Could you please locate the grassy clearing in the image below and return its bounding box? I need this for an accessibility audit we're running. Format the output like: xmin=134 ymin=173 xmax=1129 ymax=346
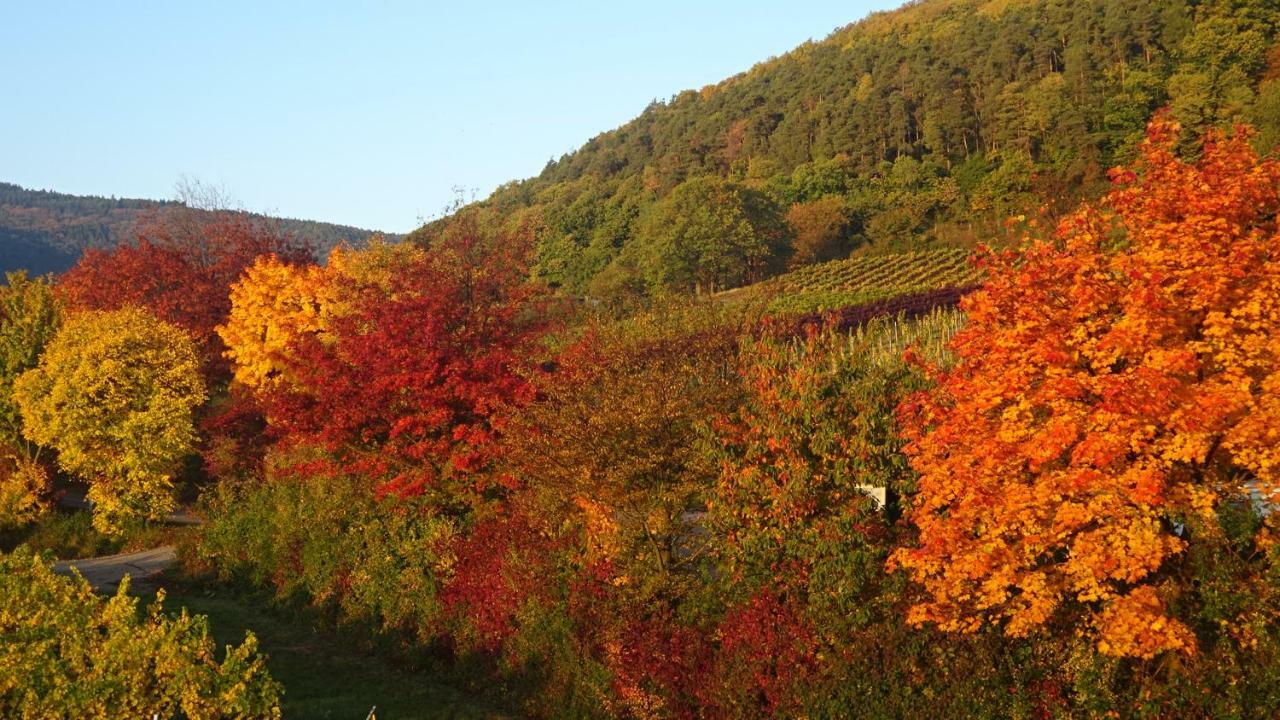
xmin=150 ymin=579 xmax=514 ymax=720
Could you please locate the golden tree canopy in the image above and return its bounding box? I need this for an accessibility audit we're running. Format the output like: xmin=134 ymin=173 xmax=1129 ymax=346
xmin=13 ymin=307 xmax=206 ymax=534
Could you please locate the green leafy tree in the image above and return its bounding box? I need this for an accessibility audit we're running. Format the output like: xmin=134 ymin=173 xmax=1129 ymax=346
xmin=1259 ymin=86 xmax=1280 ymax=151
xmin=636 ymin=176 xmax=791 ymax=293
xmin=13 ymin=307 xmax=206 ymax=534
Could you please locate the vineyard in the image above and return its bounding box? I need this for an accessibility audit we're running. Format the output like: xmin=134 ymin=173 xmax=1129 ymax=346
xmin=786 ymin=285 xmax=977 ymax=338
xmin=722 ymin=248 xmax=984 ymax=314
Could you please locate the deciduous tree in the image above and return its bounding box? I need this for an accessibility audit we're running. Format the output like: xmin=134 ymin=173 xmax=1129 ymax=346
xmin=14 ymin=308 xmax=206 ymax=533
xmin=890 ymin=116 xmax=1280 ymax=658
xmin=253 ymin=220 xmax=547 ymax=506
xmin=785 ymin=196 xmax=857 ymax=267
xmin=0 ymin=271 xmax=61 ymax=455
xmin=636 ymin=177 xmax=791 ymax=292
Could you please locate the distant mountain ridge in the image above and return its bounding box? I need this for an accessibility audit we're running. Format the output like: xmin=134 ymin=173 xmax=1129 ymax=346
xmin=0 ymin=182 xmax=386 ymax=276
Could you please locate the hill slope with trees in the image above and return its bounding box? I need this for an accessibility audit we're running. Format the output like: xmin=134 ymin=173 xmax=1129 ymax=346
xmin=419 ymin=0 xmax=1280 ymax=301
xmin=0 ymin=182 xmax=384 ymax=276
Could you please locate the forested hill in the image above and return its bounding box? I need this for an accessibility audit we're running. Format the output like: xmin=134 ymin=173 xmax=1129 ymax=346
xmin=0 ymin=182 xmax=384 ymax=276
xmin=426 ymin=0 xmax=1280 ymax=300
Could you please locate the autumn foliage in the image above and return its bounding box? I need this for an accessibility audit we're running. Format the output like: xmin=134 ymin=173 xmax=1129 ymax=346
xmin=0 ymin=547 xmax=281 ymax=718
xmin=891 ymin=115 xmax=1280 ymax=658
xmin=14 ymin=307 xmax=206 ymax=534
xmin=59 ymin=211 xmax=312 ymax=383
xmin=222 ymin=216 xmax=546 ymax=503
xmin=47 ymin=114 xmax=1255 ymax=716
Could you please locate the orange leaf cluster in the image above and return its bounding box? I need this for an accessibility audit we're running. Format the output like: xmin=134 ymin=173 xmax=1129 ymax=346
xmin=890 ymin=114 xmax=1280 ymax=657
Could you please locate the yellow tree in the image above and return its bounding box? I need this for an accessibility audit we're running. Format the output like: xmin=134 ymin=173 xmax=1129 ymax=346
xmin=218 ymin=240 xmax=424 ymax=394
xmin=14 ymin=307 xmax=206 ymax=533
xmin=0 ymin=271 xmax=61 ymax=528
xmin=890 ymin=117 xmax=1280 ymax=659
xmin=218 ymin=255 xmax=332 ymax=393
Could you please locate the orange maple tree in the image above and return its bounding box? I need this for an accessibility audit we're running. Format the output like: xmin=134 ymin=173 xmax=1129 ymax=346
xmin=890 ymin=115 xmax=1280 ymax=659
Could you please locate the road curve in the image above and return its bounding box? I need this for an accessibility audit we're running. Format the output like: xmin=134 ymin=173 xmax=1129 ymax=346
xmin=53 ymin=546 xmax=178 ymax=593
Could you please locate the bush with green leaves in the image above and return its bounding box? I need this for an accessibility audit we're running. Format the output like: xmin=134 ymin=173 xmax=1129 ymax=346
xmin=0 ymin=546 xmax=281 ymax=719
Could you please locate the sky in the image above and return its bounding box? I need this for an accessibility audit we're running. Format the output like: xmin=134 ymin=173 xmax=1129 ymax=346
xmin=1 ymin=1 xmax=903 ymax=233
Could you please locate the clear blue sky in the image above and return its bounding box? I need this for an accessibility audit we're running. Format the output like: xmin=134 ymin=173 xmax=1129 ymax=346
xmin=1 ymin=1 xmax=902 ymax=233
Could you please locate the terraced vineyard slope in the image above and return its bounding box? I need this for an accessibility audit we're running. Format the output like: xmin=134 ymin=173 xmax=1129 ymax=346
xmin=724 ymin=247 xmax=983 ymax=314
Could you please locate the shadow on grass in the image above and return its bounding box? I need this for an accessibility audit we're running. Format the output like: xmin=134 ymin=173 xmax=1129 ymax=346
xmin=147 ymin=575 xmax=518 ymax=720
xmin=0 ymin=508 xmax=124 ymax=559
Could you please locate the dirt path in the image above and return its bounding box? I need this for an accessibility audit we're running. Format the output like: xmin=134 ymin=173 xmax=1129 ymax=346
xmin=53 ymin=546 xmax=178 ymax=593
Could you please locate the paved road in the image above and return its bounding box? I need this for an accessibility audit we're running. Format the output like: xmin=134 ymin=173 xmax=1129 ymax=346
xmin=53 ymin=546 xmax=178 ymax=593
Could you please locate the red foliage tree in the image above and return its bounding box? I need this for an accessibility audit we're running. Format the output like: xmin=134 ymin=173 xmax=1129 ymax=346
xmin=59 ymin=211 xmax=313 ymax=383
xmin=262 ymin=215 xmax=547 ymax=504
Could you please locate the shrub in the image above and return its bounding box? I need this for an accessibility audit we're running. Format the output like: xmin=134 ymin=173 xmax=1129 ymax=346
xmin=197 ymin=455 xmax=455 ymax=645
xmin=0 ymin=452 xmax=50 ymax=531
xmin=0 ymin=546 xmax=281 ymax=719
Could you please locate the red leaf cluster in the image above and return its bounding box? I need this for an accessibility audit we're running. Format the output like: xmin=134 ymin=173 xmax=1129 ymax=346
xmin=59 ymin=211 xmax=312 ymax=383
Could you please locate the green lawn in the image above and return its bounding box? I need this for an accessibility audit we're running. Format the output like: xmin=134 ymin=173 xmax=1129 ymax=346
xmin=152 ymin=582 xmax=515 ymax=720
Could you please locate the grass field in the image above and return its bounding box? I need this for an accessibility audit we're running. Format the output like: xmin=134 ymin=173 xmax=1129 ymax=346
xmin=152 ymin=579 xmax=514 ymax=720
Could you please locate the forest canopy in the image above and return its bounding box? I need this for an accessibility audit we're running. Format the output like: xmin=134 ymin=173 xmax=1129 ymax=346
xmin=414 ymin=0 xmax=1280 ymax=303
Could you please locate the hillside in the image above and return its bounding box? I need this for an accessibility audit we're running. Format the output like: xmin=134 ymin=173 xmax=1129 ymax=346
xmin=420 ymin=0 xmax=1280 ymax=300
xmin=721 ymin=247 xmax=984 ymax=313
xmin=0 ymin=182 xmax=385 ymax=276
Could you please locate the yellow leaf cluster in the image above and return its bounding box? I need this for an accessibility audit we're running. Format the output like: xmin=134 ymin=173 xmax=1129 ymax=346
xmin=0 ymin=452 xmax=49 ymax=530
xmin=0 ymin=546 xmax=281 ymax=718
xmin=218 ymin=240 xmax=425 ymax=394
xmin=13 ymin=307 xmax=206 ymax=534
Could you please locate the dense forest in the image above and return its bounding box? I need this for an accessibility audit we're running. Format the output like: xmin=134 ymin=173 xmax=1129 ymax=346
xmin=421 ymin=0 xmax=1280 ymax=300
xmin=0 ymin=182 xmax=384 ymax=275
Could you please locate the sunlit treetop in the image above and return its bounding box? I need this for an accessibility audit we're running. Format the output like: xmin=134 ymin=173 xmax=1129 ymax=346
xmin=890 ymin=114 xmax=1280 ymax=659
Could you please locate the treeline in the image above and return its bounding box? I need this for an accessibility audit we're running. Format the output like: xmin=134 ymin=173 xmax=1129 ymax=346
xmin=426 ymin=0 xmax=1280 ymax=300
xmin=0 ymin=181 xmax=384 ymax=275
